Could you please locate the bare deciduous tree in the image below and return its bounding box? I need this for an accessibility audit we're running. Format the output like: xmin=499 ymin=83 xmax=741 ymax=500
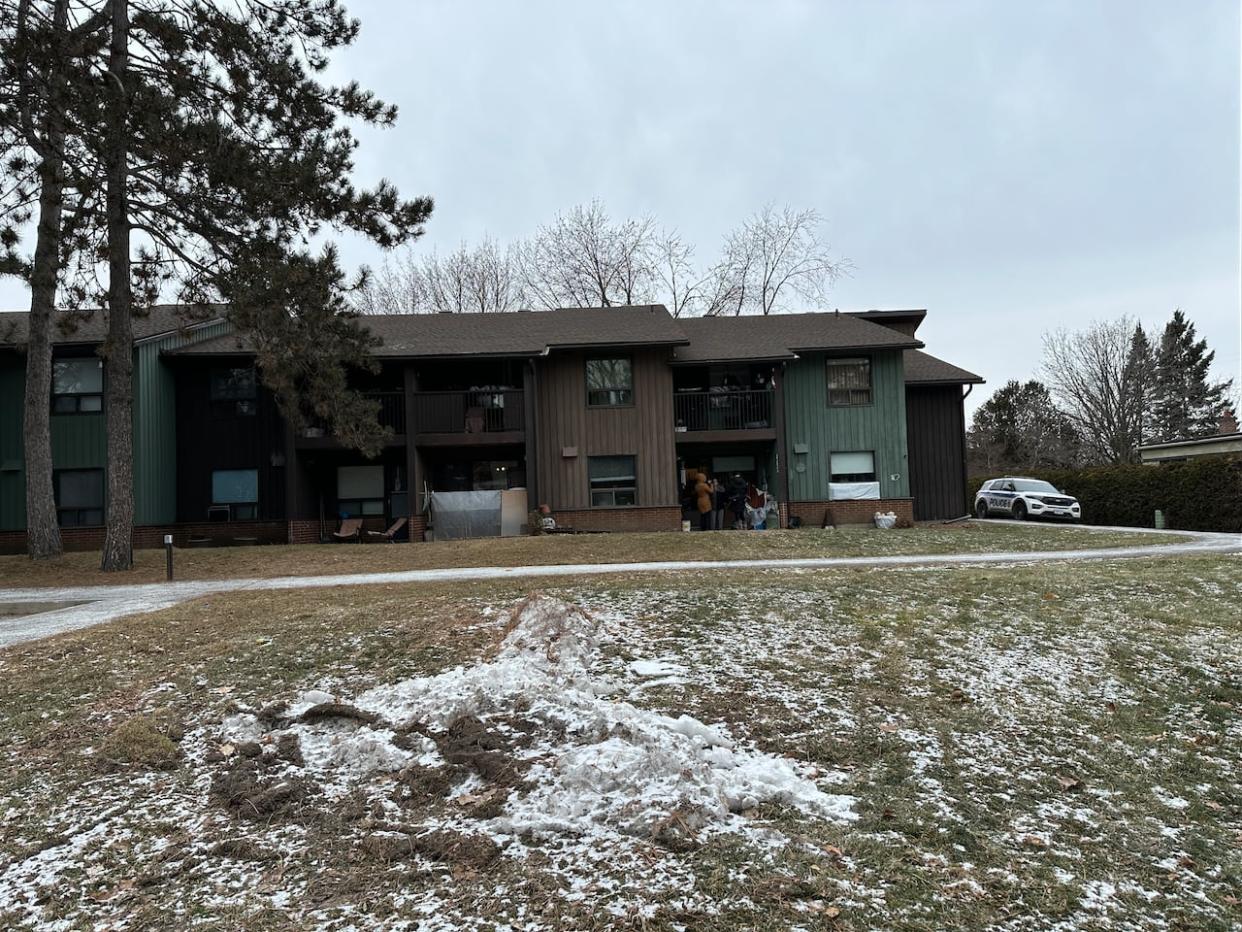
xmin=705 ymin=205 xmax=848 ymax=316
xmin=356 ymin=237 xmax=525 ymax=313
xmin=357 ymin=200 xmax=849 ymax=317
xmin=1041 ymin=317 xmax=1149 ymax=464
xmin=518 ymin=200 xmax=659 ymax=309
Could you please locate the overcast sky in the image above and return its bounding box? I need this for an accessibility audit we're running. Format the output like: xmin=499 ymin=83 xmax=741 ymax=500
xmin=2 ymin=0 xmax=1238 ymax=416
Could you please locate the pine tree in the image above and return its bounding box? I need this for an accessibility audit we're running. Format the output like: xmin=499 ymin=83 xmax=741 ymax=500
xmin=1152 ymin=310 xmax=1232 ymax=442
xmin=0 ymin=0 xmax=103 ymax=559
xmin=967 ymin=380 xmax=1080 ymax=472
xmin=1121 ymin=323 xmax=1157 ymax=455
xmin=5 ymin=0 xmax=433 ymax=569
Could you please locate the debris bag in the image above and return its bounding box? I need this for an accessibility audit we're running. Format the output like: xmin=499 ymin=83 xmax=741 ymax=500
xmin=874 ymin=511 xmax=897 ymax=530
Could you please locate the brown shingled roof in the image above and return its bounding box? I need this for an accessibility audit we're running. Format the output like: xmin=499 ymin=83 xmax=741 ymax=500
xmin=904 ymin=349 xmax=984 ymax=385
xmin=168 ymin=304 xmax=687 ymax=358
xmin=671 ymin=311 xmax=921 ymax=364
xmin=0 ymin=305 xmax=224 ymax=347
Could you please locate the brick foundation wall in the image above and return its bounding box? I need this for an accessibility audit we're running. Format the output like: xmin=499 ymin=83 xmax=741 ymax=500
xmin=287 ymin=519 xmax=322 ymax=545
xmin=409 ymin=514 xmax=427 ymax=543
xmin=787 ymin=498 xmax=914 ymax=528
xmin=548 ymin=506 xmax=683 ymax=533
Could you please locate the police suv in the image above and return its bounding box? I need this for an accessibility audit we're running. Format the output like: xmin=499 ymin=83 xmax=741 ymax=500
xmin=974 ymin=477 xmax=1082 ymax=522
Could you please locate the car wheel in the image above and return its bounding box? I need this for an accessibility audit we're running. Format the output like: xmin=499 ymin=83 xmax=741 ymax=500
xmin=975 ymin=500 xmax=989 ymax=519
xmin=1013 ymin=501 xmax=1028 ymax=521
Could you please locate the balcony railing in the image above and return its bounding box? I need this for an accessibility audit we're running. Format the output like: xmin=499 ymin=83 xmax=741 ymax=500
xmin=412 ymin=389 xmax=525 ymax=434
xmin=299 ymin=390 xmax=405 ymax=438
xmin=370 ymin=391 xmax=406 ymax=432
xmin=674 ymin=389 xmax=773 ymax=432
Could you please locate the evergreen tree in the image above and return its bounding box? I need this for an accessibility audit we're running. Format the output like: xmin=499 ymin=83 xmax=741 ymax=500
xmin=967 ymin=380 xmax=1080 ymax=473
xmin=0 ymin=0 xmax=103 ymax=559
xmin=1152 ymin=309 xmax=1232 ymax=442
xmin=4 ymin=0 xmax=433 ymax=569
xmin=1121 ymin=322 xmax=1157 ymax=453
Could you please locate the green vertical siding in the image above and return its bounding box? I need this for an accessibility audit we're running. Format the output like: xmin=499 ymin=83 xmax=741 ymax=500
xmin=133 ymin=320 xmax=231 ymax=524
xmin=782 ymin=350 xmax=909 ymax=500
xmin=0 ymin=354 xmax=25 ymax=530
xmin=0 ymin=318 xmax=232 ymax=532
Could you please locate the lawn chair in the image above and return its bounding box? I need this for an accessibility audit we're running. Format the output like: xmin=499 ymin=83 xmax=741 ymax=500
xmin=364 ymin=516 xmax=407 ymax=543
xmin=332 ymin=518 xmax=363 ymax=542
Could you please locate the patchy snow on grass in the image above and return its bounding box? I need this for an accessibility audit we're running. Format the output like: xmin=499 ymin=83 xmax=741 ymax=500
xmin=228 ymin=595 xmax=855 ymax=838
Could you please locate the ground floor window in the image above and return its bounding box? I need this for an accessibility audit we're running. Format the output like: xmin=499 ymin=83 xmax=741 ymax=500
xmin=337 ymin=465 xmax=385 ymax=517
xmin=54 ymin=468 xmax=104 ymax=526
xmin=830 ymin=451 xmax=876 ymax=483
xmin=589 ymin=455 xmax=637 ymax=507
xmin=211 ymin=468 xmax=259 ymax=520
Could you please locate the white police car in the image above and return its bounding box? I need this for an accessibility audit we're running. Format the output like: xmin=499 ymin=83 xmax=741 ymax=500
xmin=974 ymin=477 xmax=1081 ymax=522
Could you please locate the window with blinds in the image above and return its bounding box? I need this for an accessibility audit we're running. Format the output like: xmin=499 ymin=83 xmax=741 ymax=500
xmin=826 ymin=357 xmax=872 ymax=406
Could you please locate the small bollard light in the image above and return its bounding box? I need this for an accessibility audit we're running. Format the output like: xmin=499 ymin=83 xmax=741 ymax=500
xmin=164 ymin=534 xmax=174 ymax=581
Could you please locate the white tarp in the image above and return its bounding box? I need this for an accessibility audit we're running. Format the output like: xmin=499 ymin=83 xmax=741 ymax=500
xmin=828 ymin=481 xmax=881 ymax=500
xmin=431 ymin=489 xmax=528 ymax=539
xmin=430 ymin=491 xmax=502 ymax=540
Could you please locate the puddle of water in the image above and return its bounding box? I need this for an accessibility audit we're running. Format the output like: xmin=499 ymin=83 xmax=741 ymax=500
xmin=0 ymin=600 xmax=93 ymax=618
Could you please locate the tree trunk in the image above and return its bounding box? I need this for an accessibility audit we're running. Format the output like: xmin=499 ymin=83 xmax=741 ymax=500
xmin=100 ymin=0 xmax=132 ymax=572
xmin=20 ymin=1 xmax=71 ymax=560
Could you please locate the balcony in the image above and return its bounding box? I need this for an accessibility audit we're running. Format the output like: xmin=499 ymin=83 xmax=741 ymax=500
xmin=674 ymin=389 xmax=775 ymax=439
xmin=413 ymin=389 xmax=525 ymax=444
xmin=297 ymin=390 xmax=405 ymax=444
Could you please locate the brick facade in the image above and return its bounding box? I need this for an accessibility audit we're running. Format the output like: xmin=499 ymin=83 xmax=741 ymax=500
xmin=786 ymin=498 xmax=914 ymax=528
xmin=547 ymin=505 xmax=682 ymax=534
xmin=409 ymin=514 xmax=427 ymax=543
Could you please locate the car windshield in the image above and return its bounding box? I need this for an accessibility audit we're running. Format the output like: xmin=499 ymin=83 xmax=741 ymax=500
xmin=1013 ymin=480 xmax=1059 ymax=493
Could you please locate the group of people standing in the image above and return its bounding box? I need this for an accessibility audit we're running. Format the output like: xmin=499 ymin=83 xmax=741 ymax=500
xmin=687 ymin=472 xmax=752 ymax=531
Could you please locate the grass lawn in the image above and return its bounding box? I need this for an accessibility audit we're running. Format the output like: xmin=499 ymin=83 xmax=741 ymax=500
xmin=1 ymin=553 xmax=1239 ymax=929
xmin=0 ymin=521 xmax=1192 ymax=589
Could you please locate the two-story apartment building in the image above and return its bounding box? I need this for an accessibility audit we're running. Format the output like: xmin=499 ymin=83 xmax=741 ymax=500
xmin=0 ymin=304 xmax=982 ymax=551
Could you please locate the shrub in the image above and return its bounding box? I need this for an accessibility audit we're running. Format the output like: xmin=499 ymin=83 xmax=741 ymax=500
xmin=967 ymin=456 xmax=1242 ymax=532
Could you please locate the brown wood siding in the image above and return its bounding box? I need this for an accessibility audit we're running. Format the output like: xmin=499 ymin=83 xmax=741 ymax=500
xmin=905 ymin=385 xmax=968 ymax=520
xmin=534 ymin=347 xmax=678 ymax=509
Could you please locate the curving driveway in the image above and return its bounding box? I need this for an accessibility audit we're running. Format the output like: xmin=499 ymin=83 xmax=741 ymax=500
xmin=1 ymin=521 xmax=1237 ymax=649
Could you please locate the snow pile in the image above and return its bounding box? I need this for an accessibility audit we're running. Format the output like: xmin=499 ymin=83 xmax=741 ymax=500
xmin=214 ymin=595 xmax=854 ymax=838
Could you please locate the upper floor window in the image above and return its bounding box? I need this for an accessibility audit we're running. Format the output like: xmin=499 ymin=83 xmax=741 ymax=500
xmin=586 ymin=358 xmax=633 ymax=407
xmin=588 ymin=455 xmax=637 ymax=507
xmin=826 ymin=357 xmax=872 ymax=406
xmin=54 ymin=468 xmax=105 ymax=526
xmin=210 ymin=367 xmax=257 ymax=417
xmin=52 ymin=358 xmax=103 ymax=414
xmin=210 ymin=468 xmax=259 ymax=520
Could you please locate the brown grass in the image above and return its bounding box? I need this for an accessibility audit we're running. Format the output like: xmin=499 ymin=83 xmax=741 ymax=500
xmin=0 ymin=522 xmax=1186 ymax=589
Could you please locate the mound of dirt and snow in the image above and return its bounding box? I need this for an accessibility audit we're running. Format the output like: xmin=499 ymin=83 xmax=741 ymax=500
xmin=212 ymin=595 xmax=855 ymax=841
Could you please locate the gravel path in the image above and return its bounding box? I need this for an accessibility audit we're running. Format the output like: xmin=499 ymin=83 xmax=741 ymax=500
xmin=1 ymin=522 xmax=1237 ymax=649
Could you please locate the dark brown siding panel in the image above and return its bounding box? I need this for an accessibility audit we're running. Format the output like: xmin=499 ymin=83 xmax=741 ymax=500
xmin=174 ymin=361 xmax=287 ymax=522
xmin=906 ymin=385 xmax=967 ymax=520
xmin=535 ymin=347 xmax=677 ymax=510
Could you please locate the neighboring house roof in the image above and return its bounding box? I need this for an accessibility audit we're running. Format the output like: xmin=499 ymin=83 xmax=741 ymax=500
xmin=671 ymin=312 xmax=922 ymax=364
xmin=168 ymin=304 xmax=688 ymax=358
xmin=904 ymin=349 xmax=984 ymax=385
xmin=0 ymin=305 xmax=224 ymax=347
xmin=1138 ymin=432 xmax=1242 ymax=462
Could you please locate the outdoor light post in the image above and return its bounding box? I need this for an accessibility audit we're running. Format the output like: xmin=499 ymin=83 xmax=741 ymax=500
xmin=165 ymin=534 xmax=174 ymax=581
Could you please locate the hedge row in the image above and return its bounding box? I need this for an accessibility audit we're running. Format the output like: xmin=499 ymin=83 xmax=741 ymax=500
xmin=967 ymin=456 xmax=1242 ymax=533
